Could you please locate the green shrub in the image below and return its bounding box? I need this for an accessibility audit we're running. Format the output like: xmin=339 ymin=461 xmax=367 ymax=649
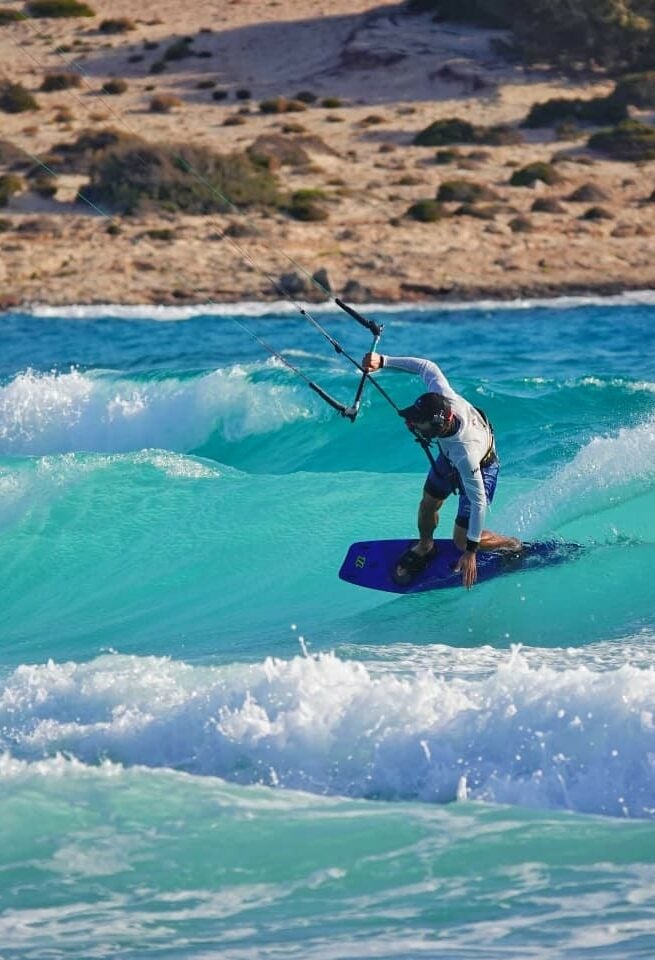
xmin=149 ymin=61 xmax=167 ymax=75
xmin=99 ymin=17 xmax=134 ymax=33
xmin=142 ymin=228 xmax=175 ymax=241
xmin=416 ymin=117 xmax=521 ymax=147
xmin=259 ymin=97 xmax=285 ymax=114
xmin=523 ymin=95 xmax=627 ymax=129
xmin=0 ymin=10 xmax=27 ymax=24
xmin=436 ymin=179 xmax=497 ymax=202
xmin=394 ymin=174 xmax=425 ymax=186
xmin=480 ymin=124 xmax=523 ymax=146
xmin=454 ymin=203 xmax=498 ymax=219
xmin=196 ymin=79 xmax=216 ymax=90
xmin=40 ymin=72 xmax=81 ymax=92
xmin=566 ymin=182 xmax=609 ymax=202
xmin=211 ymin=88 xmax=228 ymax=100
xmin=27 ymin=0 xmax=95 ymax=16
xmin=406 ymin=198 xmax=447 ymax=222
xmin=235 ymin=89 xmax=251 ymax=100
xmin=435 ymin=149 xmax=459 ymax=165
xmin=613 ymin=71 xmax=655 ymax=109
xmin=531 ymin=197 xmax=566 ymax=213
xmin=103 ymin=78 xmax=128 ymax=95
xmin=163 ymin=38 xmax=193 ymax=62
xmin=321 ymin=97 xmax=342 ymax=108
xmin=259 ymin=97 xmax=307 ymax=114
xmin=47 ymin=128 xmax=131 ymax=174
xmin=509 ymin=162 xmax=562 ymax=186
xmin=285 ymin=188 xmax=329 ymax=221
xmin=414 ymin=118 xmax=477 ymax=146
xmin=0 ymin=82 xmax=38 ymax=113
xmin=295 ymin=90 xmax=317 ymax=104
xmin=588 ymin=119 xmax=655 ymax=160
xmin=508 ymin=215 xmax=534 ymax=232
xmin=405 ymin=0 xmax=655 ymax=71
xmin=466 ymin=149 xmax=492 ymax=162
xmin=0 ymin=174 xmax=23 ymax=206
xmin=580 ymin=205 xmax=613 ymax=219
xmin=82 ymin=137 xmax=281 ymax=214
xmin=0 ymin=218 xmax=12 ymax=231
xmin=223 ymin=220 xmax=258 ymax=238
xmin=149 ymin=94 xmax=181 ymax=113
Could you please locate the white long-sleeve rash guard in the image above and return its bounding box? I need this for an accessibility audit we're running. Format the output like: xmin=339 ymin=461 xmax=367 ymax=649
xmin=381 ymin=355 xmax=493 ymax=543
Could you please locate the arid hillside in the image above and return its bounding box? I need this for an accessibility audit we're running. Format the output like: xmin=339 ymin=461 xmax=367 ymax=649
xmin=1 ymin=0 xmax=654 ymax=305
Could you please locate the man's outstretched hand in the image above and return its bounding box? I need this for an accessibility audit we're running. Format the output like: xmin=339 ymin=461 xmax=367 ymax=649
xmin=362 ymin=352 xmax=382 ymax=372
xmin=455 ymin=551 xmax=478 ymax=589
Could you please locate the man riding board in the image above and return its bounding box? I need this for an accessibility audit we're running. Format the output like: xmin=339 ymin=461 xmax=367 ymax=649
xmin=362 ymin=352 xmax=522 ymax=589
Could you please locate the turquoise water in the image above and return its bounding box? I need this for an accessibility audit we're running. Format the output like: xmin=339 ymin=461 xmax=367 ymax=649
xmin=1 ymin=295 xmax=655 ymax=958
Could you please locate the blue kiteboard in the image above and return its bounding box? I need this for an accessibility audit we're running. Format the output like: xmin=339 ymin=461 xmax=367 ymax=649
xmin=338 ymin=538 xmax=582 ymax=594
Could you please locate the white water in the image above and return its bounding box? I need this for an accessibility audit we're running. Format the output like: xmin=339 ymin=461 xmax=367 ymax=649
xmin=3 ymin=649 xmax=655 ymax=817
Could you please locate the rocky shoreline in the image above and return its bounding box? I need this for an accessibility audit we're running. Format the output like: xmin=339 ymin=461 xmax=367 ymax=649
xmin=4 ymin=279 xmax=655 ymax=313
xmin=1 ymin=0 xmax=654 ymax=310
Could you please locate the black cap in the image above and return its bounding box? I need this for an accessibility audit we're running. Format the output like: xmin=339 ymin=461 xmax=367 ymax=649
xmin=399 ymin=392 xmax=451 ymax=423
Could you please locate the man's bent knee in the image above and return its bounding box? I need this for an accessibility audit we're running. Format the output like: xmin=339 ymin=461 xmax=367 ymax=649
xmin=420 ymin=491 xmax=444 ymax=512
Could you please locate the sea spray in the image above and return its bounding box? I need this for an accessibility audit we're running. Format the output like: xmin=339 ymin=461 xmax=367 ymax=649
xmin=0 ymin=365 xmax=311 ymax=456
xmin=3 ymin=649 xmax=655 ymax=817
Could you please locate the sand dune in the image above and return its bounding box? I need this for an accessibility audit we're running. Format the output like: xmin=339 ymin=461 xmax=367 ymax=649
xmin=0 ymin=0 xmax=653 ymax=306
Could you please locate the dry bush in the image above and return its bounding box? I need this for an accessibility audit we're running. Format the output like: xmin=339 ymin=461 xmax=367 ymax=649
xmin=0 ymin=82 xmax=39 ymax=113
xmin=104 ymin=79 xmax=128 ymax=96
xmin=27 ymin=0 xmax=95 ymax=16
xmin=406 ymin=198 xmax=447 ymax=222
xmin=82 ymin=134 xmax=281 ymax=215
xmin=149 ymin=94 xmax=182 ymax=113
xmin=509 ymin=162 xmax=562 ymax=186
xmin=99 ymin=17 xmax=135 ymax=34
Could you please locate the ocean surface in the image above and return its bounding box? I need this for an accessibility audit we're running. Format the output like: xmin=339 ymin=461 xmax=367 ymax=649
xmin=1 ymin=294 xmax=655 ymax=959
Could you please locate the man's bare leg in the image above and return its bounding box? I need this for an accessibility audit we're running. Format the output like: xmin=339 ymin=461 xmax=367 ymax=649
xmin=415 ymin=491 xmax=443 ymax=554
xmin=394 ymin=492 xmax=444 ymax=580
xmin=453 ymin=524 xmax=522 ymax=552
xmin=395 ymin=495 xmax=522 ymax=582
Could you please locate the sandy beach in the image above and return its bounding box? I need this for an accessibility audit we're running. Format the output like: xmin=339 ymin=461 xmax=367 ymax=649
xmin=1 ymin=0 xmax=654 ymax=307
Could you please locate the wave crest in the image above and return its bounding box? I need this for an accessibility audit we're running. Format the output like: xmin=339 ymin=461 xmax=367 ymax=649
xmin=3 ymin=650 xmax=655 ymax=818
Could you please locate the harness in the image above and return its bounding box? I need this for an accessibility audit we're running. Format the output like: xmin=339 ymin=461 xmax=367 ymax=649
xmin=475 ymin=406 xmax=498 ymax=468
xmin=414 ymin=403 xmax=498 ymax=488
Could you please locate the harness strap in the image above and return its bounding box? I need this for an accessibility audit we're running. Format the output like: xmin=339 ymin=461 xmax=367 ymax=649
xmin=474 ymin=406 xmax=498 ymax=468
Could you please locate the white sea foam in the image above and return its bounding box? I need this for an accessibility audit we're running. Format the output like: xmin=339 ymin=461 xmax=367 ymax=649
xmin=3 ymin=650 xmax=655 ymax=818
xmin=19 ymin=289 xmax=655 ymax=321
xmin=511 ymin=414 xmax=655 ymax=536
xmin=0 ymin=365 xmax=311 ymax=455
